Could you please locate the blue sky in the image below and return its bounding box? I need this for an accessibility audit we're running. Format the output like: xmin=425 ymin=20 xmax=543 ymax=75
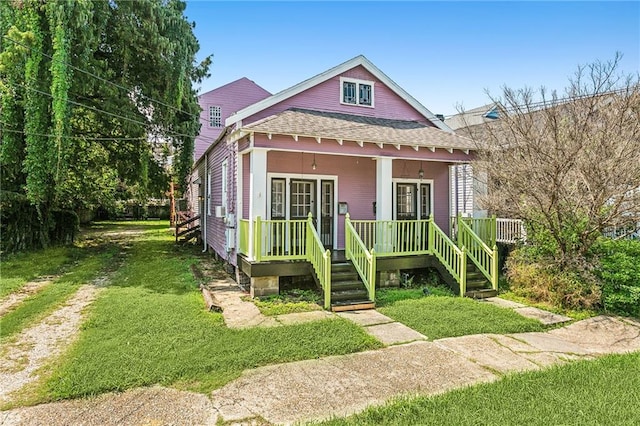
xmin=185 ymin=1 xmax=639 ymax=116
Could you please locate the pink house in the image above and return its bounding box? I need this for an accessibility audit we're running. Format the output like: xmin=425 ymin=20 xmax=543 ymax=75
xmin=187 ymin=56 xmax=498 ymax=311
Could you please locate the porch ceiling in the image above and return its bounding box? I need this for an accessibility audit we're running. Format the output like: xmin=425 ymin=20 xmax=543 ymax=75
xmin=242 ymin=108 xmax=476 ymax=152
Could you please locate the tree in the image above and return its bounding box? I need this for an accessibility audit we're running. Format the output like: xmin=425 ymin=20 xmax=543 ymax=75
xmin=0 ymin=0 xmax=211 ymax=251
xmin=464 ymin=55 xmax=640 ymax=269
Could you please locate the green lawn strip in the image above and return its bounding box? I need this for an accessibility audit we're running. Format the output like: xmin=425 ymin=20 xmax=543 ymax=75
xmin=42 ymin=225 xmax=381 ymax=401
xmin=0 ymin=246 xmax=82 ymax=299
xmin=319 ymin=351 xmax=640 ymax=425
xmin=0 ymin=246 xmax=116 ymax=341
xmin=378 ymin=292 xmax=545 ymax=340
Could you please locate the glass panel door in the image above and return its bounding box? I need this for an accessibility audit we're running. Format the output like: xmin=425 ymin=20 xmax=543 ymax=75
xmin=396 ymin=183 xmax=417 ymax=220
xmin=321 ymin=180 xmax=334 ymax=249
xmin=420 ymin=183 xmax=431 ymax=219
xmin=290 ymin=180 xmax=315 ymax=252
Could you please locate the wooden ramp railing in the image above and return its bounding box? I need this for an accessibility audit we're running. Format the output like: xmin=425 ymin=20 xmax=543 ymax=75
xmin=175 ymin=214 xmax=200 ymax=242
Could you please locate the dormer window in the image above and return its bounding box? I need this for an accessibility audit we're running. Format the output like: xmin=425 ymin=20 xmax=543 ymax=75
xmin=340 ymin=77 xmax=374 ymax=107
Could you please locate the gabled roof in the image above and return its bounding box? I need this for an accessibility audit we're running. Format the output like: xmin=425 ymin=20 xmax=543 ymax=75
xmin=244 ymin=108 xmax=475 ymax=151
xmin=198 ymin=77 xmax=270 ymax=99
xmin=445 ymin=102 xmax=504 ymax=130
xmin=225 ymin=55 xmax=453 ymax=133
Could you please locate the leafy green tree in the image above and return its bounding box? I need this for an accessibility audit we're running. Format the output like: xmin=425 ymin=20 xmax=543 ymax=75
xmin=0 ymin=0 xmax=211 ymax=250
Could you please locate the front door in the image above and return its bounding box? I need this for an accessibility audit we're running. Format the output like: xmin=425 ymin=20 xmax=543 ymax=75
xmin=290 ymin=179 xmax=315 ymax=251
xmin=396 ymin=183 xmax=417 ymax=220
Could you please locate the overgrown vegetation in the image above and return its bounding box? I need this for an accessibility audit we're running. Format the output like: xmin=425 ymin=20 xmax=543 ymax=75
xmin=506 ymin=238 xmax=640 ymax=316
xmin=319 ymin=352 xmax=640 ymax=425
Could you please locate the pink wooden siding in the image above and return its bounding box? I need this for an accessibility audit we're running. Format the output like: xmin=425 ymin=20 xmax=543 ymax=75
xmin=194 ymin=78 xmax=270 ymax=161
xmin=203 ymin=135 xmax=240 ymax=266
xmin=244 ymin=65 xmax=434 ymax=126
xmin=266 ymin=151 xmax=376 ymax=248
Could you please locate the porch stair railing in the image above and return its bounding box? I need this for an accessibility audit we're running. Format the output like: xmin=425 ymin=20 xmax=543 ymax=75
xmin=305 ymin=214 xmax=332 ymax=309
xmin=457 ymin=216 xmax=498 ymax=291
xmin=240 ymin=215 xmax=332 ymax=309
xmin=349 ymin=216 xmax=468 ymax=297
xmin=175 ymin=214 xmax=200 ymax=243
xmin=344 ymin=214 xmax=376 ymax=303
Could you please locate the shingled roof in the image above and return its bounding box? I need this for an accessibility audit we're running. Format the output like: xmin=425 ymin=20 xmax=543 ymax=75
xmin=243 ymin=108 xmax=476 ymax=151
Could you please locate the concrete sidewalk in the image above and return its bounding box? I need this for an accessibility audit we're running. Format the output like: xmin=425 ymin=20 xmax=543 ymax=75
xmin=5 ymin=316 xmax=637 ymax=426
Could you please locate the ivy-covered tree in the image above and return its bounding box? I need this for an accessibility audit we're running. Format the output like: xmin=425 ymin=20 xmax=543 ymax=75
xmin=0 ymin=0 xmax=211 ymax=250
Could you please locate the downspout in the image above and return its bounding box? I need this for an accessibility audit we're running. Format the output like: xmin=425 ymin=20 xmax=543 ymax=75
xmin=202 ymin=151 xmax=208 ymax=252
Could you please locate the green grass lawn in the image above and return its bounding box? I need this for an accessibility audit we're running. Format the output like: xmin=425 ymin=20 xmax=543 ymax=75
xmin=0 ymin=246 xmax=82 ymax=299
xmin=319 ymin=351 xmax=640 ymax=425
xmin=377 ymin=288 xmax=545 ymax=340
xmin=38 ymin=223 xmax=381 ymax=402
xmin=0 ymin=245 xmax=117 ymax=341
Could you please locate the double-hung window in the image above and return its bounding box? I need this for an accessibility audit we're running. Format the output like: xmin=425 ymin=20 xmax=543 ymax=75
xmin=340 ymin=77 xmax=374 ymax=107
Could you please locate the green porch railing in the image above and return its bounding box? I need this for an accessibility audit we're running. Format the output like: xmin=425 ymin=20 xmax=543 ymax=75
xmin=305 ymin=214 xmax=332 ymax=309
xmin=238 ymin=215 xmax=332 ymax=309
xmin=350 ymin=219 xmax=431 ymax=256
xmin=253 ymin=216 xmax=307 ymax=262
xmin=457 ymin=216 xmax=498 ymax=290
xmin=239 ymin=219 xmax=249 ymax=255
xmin=429 ymin=219 xmax=468 ymax=296
xmin=345 ymin=214 xmax=376 ymax=302
xmin=450 ymin=216 xmax=497 ymax=247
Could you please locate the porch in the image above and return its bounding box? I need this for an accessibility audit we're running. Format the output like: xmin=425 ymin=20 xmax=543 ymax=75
xmin=237 ymin=214 xmax=502 ymax=311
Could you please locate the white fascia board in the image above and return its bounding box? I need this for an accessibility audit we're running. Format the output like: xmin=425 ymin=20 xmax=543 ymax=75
xmin=225 ymin=55 xmax=454 ymax=133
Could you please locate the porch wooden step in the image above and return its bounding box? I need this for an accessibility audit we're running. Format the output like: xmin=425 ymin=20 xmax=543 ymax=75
xmin=331 ymin=288 xmax=369 ymax=302
xmin=464 ymin=289 xmax=498 ymax=299
xmin=331 ymin=280 xmax=364 ymax=291
xmin=466 ymin=279 xmax=490 ymax=290
xmin=331 ymin=300 xmax=375 ymax=312
xmin=331 ymin=271 xmax=359 ymax=282
xmin=331 ymin=262 xmax=357 ymax=272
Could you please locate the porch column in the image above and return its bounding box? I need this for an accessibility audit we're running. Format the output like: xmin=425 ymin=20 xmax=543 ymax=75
xmin=375 ymin=157 xmax=393 ymax=220
xmin=249 ymin=148 xmax=268 ymax=259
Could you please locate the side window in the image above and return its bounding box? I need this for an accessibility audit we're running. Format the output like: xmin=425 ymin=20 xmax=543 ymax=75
xmin=209 ymin=106 xmax=222 ymax=127
xmin=206 ymin=172 xmax=212 ymax=216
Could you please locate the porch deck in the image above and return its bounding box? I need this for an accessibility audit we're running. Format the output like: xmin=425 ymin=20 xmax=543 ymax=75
xmin=237 ymin=215 xmax=501 ymax=310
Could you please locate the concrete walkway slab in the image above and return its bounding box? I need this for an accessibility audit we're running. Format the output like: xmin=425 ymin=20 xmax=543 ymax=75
xmin=548 ymin=315 xmax=640 ymax=354
xmin=435 ymin=334 xmax=540 ymax=373
xmin=210 ymin=341 xmax=497 ymax=425
xmin=482 ymin=297 xmax=526 ymax=309
xmin=514 ymin=307 xmax=572 ymax=325
xmin=1 ymin=386 xmax=215 ymax=426
xmin=337 ymin=310 xmax=394 ymax=326
xmin=365 ymin=322 xmax=427 ymax=345
xmin=506 ymin=332 xmax=593 ymax=355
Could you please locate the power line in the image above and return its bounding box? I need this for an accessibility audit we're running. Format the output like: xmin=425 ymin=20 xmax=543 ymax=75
xmin=5 ymin=79 xmax=219 ymax=143
xmin=0 ymin=125 xmax=149 ymax=141
xmin=2 ymin=34 xmax=211 ymax=127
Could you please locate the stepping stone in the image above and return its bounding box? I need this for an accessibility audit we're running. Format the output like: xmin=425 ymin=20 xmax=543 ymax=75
xmin=548 ymin=315 xmax=640 ymax=354
xmin=337 ymin=310 xmax=394 ymax=326
xmin=514 ymin=307 xmax=571 ymax=325
xmin=276 ymin=310 xmax=334 ymax=325
xmin=365 ymin=322 xmax=427 ymax=345
xmin=482 ymin=297 xmax=525 ymax=309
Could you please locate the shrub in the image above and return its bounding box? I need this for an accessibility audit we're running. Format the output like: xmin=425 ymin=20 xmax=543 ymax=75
xmin=506 ymin=249 xmax=601 ymax=310
xmin=593 ymin=239 xmax=640 ymax=317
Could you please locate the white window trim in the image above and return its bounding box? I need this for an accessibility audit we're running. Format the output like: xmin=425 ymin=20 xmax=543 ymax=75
xmin=206 ymin=171 xmax=212 ymax=216
xmin=209 ymin=105 xmax=222 ymax=128
xmin=391 ymin=178 xmax=434 ymax=220
xmin=221 ymin=159 xmax=228 ymax=212
xmin=266 ymin=172 xmax=339 ymax=248
xmin=339 ymin=77 xmax=375 ymax=108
